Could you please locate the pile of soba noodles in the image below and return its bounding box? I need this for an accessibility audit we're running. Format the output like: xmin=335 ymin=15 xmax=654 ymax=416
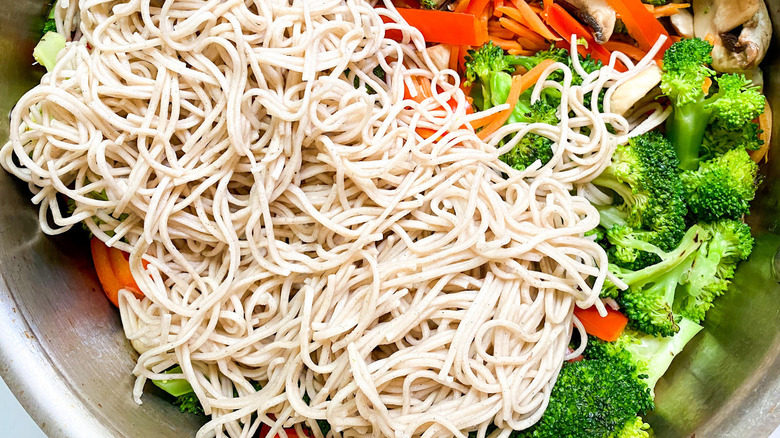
xmin=1 ymin=0 xmax=669 ymax=436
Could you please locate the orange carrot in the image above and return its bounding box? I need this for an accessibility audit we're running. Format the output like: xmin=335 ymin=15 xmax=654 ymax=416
xmin=702 ymin=77 xmax=712 ymax=94
xmin=490 ymin=37 xmax=524 ymax=52
xmin=509 ymin=0 xmax=558 ymax=41
xmin=448 ymin=44 xmax=461 ymax=72
xmin=751 ymin=102 xmax=773 ymax=163
xmin=606 ymin=0 xmax=671 ymax=54
xmin=487 ymin=24 xmax=517 ymax=40
xmin=516 ymin=58 xmax=555 ymax=94
xmin=653 ymin=3 xmax=690 ymax=17
xmin=508 ymin=48 xmax=535 ymax=56
xmin=465 ymin=0 xmax=491 ymax=15
xmin=90 ymin=237 xmax=123 ymax=307
xmin=478 ymin=74 xmax=525 ymax=140
xmin=493 ymin=0 xmax=506 ymax=17
xmin=453 ymin=0 xmax=470 ymax=13
xmin=603 ymin=41 xmax=647 ymax=61
xmin=498 ymin=17 xmax=547 ymax=47
xmin=704 ymin=33 xmax=716 ymax=45
xmin=574 ymin=306 xmax=629 ymax=342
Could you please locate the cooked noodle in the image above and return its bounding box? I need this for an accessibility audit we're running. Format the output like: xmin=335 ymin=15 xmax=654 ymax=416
xmin=1 ymin=0 xmax=668 ymax=436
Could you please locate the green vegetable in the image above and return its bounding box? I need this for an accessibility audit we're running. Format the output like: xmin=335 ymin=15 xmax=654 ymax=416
xmin=33 ymin=31 xmax=66 ymax=72
xmin=499 ymin=100 xmax=559 ymax=170
xmin=660 ymin=38 xmax=766 ymax=170
xmin=681 ymin=148 xmax=759 ymax=223
xmin=585 ymin=319 xmax=704 ymax=392
xmin=174 ymin=392 xmax=205 ymax=416
xmin=520 ymin=356 xmax=653 ymax=438
xmin=642 ymin=0 xmax=670 ymax=5
xmin=592 ymin=132 xmax=687 ymax=269
xmin=42 ymin=3 xmax=56 ymax=35
xmin=152 ymin=366 xmax=194 ymax=397
xmin=613 ymin=220 xmax=753 ymax=336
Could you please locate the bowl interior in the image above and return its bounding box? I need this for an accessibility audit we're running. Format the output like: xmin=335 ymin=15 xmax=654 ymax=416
xmin=1 ymin=2 xmax=780 ymax=437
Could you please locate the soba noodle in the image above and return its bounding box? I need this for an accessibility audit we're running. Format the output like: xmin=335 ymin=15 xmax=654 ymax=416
xmin=1 ymin=0 xmax=668 ymax=436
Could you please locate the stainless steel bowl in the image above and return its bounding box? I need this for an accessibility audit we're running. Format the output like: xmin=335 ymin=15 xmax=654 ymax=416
xmin=2 ymin=1 xmax=780 ymax=437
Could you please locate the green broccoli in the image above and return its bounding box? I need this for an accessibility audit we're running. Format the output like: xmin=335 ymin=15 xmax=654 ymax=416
xmin=593 ymin=132 xmax=687 ymax=269
xmin=613 ymin=220 xmax=753 ymax=336
xmin=499 ymin=100 xmax=559 ymax=170
xmin=681 ymin=148 xmax=759 ymax=222
xmin=585 ymin=319 xmax=704 ymax=392
xmin=660 ymin=38 xmax=766 ymax=170
xmin=174 ymin=392 xmax=205 ymax=416
xmin=42 ymin=3 xmax=57 ymax=35
xmin=611 ymin=417 xmax=651 ymax=438
xmin=520 ymin=356 xmax=653 ymax=438
xmin=701 ymin=120 xmax=763 ymax=159
xmin=33 ymin=31 xmax=66 ymax=72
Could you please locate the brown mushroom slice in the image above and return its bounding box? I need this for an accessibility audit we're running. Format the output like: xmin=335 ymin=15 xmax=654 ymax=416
xmin=609 ymin=64 xmax=663 ymax=116
xmin=561 ymin=0 xmax=616 ymax=44
xmin=693 ymin=0 xmax=770 ymax=73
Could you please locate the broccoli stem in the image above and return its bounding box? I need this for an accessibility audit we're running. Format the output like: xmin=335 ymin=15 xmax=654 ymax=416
xmin=666 ymin=99 xmax=712 ymax=171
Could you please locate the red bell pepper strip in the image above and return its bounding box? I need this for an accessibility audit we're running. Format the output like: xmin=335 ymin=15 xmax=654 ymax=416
xmin=544 ymin=4 xmax=613 ymax=67
xmin=605 ymin=0 xmax=672 ymax=54
xmin=385 ymin=8 xmax=484 ymax=46
xmin=574 ymin=305 xmax=629 ymax=342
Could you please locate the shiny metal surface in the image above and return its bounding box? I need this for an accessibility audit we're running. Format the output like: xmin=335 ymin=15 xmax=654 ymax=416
xmin=1 ymin=2 xmax=780 ymax=438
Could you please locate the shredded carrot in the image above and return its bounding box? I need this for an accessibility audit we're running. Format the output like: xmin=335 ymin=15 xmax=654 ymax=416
xmin=603 ymin=41 xmax=647 ymax=61
xmin=488 ymin=23 xmax=517 ymax=40
xmin=91 ymin=237 xmax=123 ymax=307
xmin=453 ymin=0 xmax=470 ymax=13
xmin=478 ymin=75 xmax=525 ymax=140
xmin=496 ymin=6 xmax=529 ymax=27
xmin=465 ymin=0 xmax=492 ymax=15
xmin=702 ymin=77 xmax=712 ymax=94
xmin=704 ymin=33 xmax=716 ymax=45
xmin=516 ymin=58 xmax=555 ymax=94
xmin=508 ymin=48 xmax=535 ymax=56
xmin=490 ymin=37 xmax=524 ymax=52
xmin=477 ymin=59 xmax=555 ymax=140
xmin=654 ymin=3 xmax=690 ymax=17
xmin=498 ymin=17 xmax=547 ymax=47
xmin=529 ymin=4 xmax=543 ymax=13
xmin=751 ymin=102 xmax=773 ymax=163
xmin=470 ymin=112 xmax=503 ymax=129
xmin=493 ymin=0 xmax=505 ymax=17
xmin=509 ymin=0 xmax=558 ymax=41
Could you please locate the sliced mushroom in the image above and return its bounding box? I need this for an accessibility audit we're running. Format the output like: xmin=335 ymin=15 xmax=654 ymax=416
xmin=669 ymin=8 xmax=694 ymax=39
xmin=693 ymin=0 xmax=771 ymax=72
xmin=609 ymin=64 xmax=663 ymax=116
xmin=561 ymin=0 xmax=616 ymax=44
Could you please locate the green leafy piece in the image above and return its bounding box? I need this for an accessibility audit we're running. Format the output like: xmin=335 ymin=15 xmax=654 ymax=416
xmin=33 ymin=31 xmax=66 ymax=72
xmin=152 ymin=366 xmax=194 ymax=397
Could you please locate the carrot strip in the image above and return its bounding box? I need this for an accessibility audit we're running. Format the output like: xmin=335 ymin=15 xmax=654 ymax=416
xmin=498 ymin=17 xmax=547 ymax=47
xmin=490 ymin=37 xmax=524 ymax=52
xmin=496 ymin=5 xmax=529 ymax=26
xmin=453 ymin=0 xmax=471 ymax=13
xmin=448 ymin=44 xmax=461 ymax=71
xmin=516 ymin=58 xmax=555 ymax=94
xmin=702 ymin=77 xmax=712 ymax=94
xmin=508 ymin=48 xmax=535 ymax=56
xmin=465 ymin=0 xmax=491 ymax=15
xmin=751 ymin=102 xmax=773 ymax=164
xmin=509 ymin=0 xmax=558 ymax=41
xmin=108 ymin=246 xmax=144 ymax=298
xmin=605 ymin=0 xmax=670 ymax=53
xmin=478 ymin=75 xmax=525 ymax=140
xmin=493 ymin=0 xmax=505 ymax=17
xmin=90 ymin=237 xmax=123 ymax=307
xmin=654 ymin=3 xmax=690 ymax=17
xmin=574 ymin=306 xmax=628 ymax=342
xmin=487 ymin=24 xmax=517 ymax=40
xmin=603 ymin=41 xmax=647 ymax=61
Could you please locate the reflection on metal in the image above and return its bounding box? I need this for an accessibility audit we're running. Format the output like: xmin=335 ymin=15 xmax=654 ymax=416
xmin=0 ymin=2 xmax=780 ymax=438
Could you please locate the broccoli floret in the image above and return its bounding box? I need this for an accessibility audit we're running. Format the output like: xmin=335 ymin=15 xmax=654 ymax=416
xmin=606 ymin=225 xmax=664 ymax=270
xmin=642 ymin=0 xmax=670 ymax=5
xmin=500 ymin=100 xmax=559 ymax=170
xmin=174 ymin=392 xmax=205 ymax=416
xmin=661 ymin=38 xmax=766 ymax=170
xmin=701 ymin=120 xmax=763 ymax=159
xmin=612 ymin=220 xmax=753 ymax=335
xmin=681 ymin=148 xmax=759 ymax=222
xmin=585 ymin=319 xmax=704 ymax=391
xmin=523 ymin=357 xmax=653 ymax=438
xmin=42 ymin=3 xmax=57 ymax=35
xmin=610 ymin=416 xmax=651 ymax=438
xmin=593 ymin=132 xmax=687 ymax=266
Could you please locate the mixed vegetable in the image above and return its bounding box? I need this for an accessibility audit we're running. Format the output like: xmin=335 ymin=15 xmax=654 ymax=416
xmin=38 ymin=0 xmax=771 ymax=436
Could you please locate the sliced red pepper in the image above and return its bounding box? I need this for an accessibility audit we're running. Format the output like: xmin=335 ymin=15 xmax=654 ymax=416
xmin=574 ymin=305 xmax=629 ymax=342
xmin=605 ymin=0 xmax=671 ymax=55
xmin=383 ymin=8 xmax=484 ymax=46
xmin=544 ymin=4 xmax=615 ymax=68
